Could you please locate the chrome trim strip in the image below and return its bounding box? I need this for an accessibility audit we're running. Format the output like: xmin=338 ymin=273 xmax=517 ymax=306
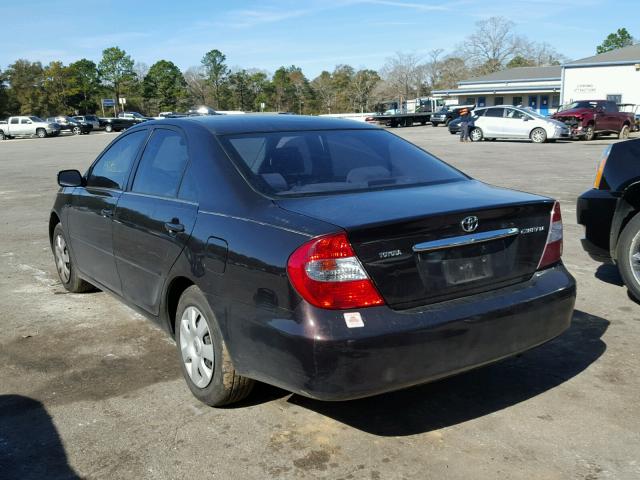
xmin=412 ymin=227 xmax=520 ymax=253
xmin=199 ymin=210 xmax=313 ymax=237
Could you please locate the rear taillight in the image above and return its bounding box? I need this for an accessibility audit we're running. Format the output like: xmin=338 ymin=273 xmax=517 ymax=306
xmin=287 ymin=232 xmax=384 ymax=310
xmin=537 ymin=201 xmax=563 ymax=269
xmin=593 ymin=145 xmax=612 ymax=189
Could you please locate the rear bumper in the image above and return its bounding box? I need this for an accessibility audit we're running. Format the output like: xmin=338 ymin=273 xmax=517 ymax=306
xmin=241 ymin=264 xmax=576 ymax=401
xmin=576 ymin=188 xmax=618 ymax=262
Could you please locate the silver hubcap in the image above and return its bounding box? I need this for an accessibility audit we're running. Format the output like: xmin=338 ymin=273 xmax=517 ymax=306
xmin=180 ymin=306 xmax=214 ymax=388
xmin=54 ymin=234 xmax=70 ymax=283
xmin=532 ymin=130 xmax=544 ymax=142
xmin=629 ymin=232 xmax=640 ymax=286
xmin=471 ymin=129 xmax=481 ymax=141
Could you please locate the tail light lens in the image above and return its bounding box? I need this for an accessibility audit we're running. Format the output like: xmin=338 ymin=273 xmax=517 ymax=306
xmin=537 ymin=201 xmax=563 ymax=269
xmin=287 ymin=232 xmax=384 ymax=310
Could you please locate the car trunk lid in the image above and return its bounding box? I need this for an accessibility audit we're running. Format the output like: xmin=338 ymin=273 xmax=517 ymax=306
xmin=276 ymin=180 xmax=554 ymax=309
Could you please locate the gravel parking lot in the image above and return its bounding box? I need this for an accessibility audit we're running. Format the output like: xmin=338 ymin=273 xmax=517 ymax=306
xmin=1 ymin=126 xmax=639 ymax=480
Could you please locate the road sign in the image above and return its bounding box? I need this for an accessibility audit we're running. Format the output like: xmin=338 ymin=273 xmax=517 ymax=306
xmin=119 ymin=97 xmax=127 ymax=105
xmin=102 ymin=98 xmax=115 ymax=107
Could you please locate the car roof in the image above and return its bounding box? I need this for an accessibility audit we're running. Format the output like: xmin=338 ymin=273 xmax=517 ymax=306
xmin=147 ymin=114 xmax=379 ymax=135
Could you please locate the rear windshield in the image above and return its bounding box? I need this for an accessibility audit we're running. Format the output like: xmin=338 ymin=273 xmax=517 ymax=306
xmin=220 ymin=129 xmax=465 ymax=196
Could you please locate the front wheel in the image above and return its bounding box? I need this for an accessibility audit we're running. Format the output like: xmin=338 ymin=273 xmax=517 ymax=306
xmin=616 ymin=213 xmax=640 ymax=301
xmin=105 ymin=124 xmax=113 ymax=133
xmin=469 ymin=127 xmax=483 ymax=142
xmin=176 ymin=286 xmax=254 ymax=406
xmin=52 ymin=224 xmax=94 ymax=293
xmin=530 ymin=127 xmax=547 ymax=143
xmin=36 ymin=128 xmax=47 ymax=138
xmin=583 ymin=124 xmax=595 ymax=141
xmin=72 ymin=126 xmax=81 ymax=135
xmin=0 ymin=131 xmax=5 ymax=140
xmin=431 ymin=122 xmax=440 ymax=127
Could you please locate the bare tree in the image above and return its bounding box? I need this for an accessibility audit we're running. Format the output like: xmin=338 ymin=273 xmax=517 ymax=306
xmin=424 ymin=48 xmax=444 ymax=90
xmin=461 ymin=16 xmax=524 ymax=72
xmin=311 ymin=71 xmax=336 ymax=113
xmin=183 ymin=66 xmax=209 ymax=105
xmin=437 ymin=56 xmax=469 ymax=89
xmin=380 ymin=52 xmax=422 ymax=100
xmin=349 ymin=69 xmax=380 ymax=112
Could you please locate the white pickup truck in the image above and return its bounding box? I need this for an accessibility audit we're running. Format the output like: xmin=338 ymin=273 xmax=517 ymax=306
xmin=0 ymin=116 xmax=61 ymax=140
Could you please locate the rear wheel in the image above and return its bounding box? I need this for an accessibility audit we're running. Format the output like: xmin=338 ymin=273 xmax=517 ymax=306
xmin=619 ymin=124 xmax=630 ymax=140
xmin=176 ymin=286 xmax=254 ymax=406
xmin=0 ymin=131 xmax=5 ymax=140
xmin=530 ymin=127 xmax=547 ymax=143
xmin=469 ymin=127 xmax=483 ymax=142
xmin=617 ymin=213 xmax=640 ymax=301
xmin=36 ymin=128 xmax=47 ymax=138
xmin=52 ymin=223 xmax=94 ymax=293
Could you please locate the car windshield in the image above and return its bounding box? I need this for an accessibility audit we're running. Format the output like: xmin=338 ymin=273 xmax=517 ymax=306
xmin=220 ymin=129 xmax=466 ymax=197
xmin=560 ymin=101 xmax=598 ymax=111
xmin=30 ymin=116 xmax=44 ymax=122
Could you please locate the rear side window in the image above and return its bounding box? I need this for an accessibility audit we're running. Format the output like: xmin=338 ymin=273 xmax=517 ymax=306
xmin=88 ymin=131 xmax=147 ymax=189
xmin=132 ymin=129 xmax=189 ymax=198
xmin=220 ymin=129 xmax=465 ymax=196
xmin=10 ymin=118 xmax=19 ymax=124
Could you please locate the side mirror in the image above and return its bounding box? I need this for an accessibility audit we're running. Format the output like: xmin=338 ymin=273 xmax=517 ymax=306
xmin=58 ymin=169 xmax=84 ymax=187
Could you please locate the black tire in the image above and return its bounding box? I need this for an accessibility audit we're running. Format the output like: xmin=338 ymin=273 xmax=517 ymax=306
xmin=469 ymin=127 xmax=483 ymax=142
xmin=616 ymin=213 xmax=640 ymax=301
xmin=583 ymin=124 xmax=595 ymax=141
xmin=72 ymin=126 xmax=81 ymax=135
xmin=0 ymin=130 xmax=5 ymax=140
xmin=530 ymin=127 xmax=547 ymax=143
xmin=36 ymin=128 xmax=47 ymax=138
xmin=445 ymin=118 xmax=451 ymax=126
xmin=431 ymin=122 xmax=440 ymax=127
xmin=105 ymin=124 xmax=113 ymax=133
xmin=619 ymin=125 xmax=630 ymax=140
xmin=52 ymin=223 xmax=94 ymax=293
xmin=175 ymin=286 xmax=254 ymax=406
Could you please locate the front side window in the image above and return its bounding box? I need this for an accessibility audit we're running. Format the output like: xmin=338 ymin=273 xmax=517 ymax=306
xmin=132 ymin=129 xmax=189 ymax=198
xmin=21 ymin=118 xmax=31 ymax=124
xmin=220 ymin=129 xmax=466 ymax=197
xmin=88 ymin=130 xmax=147 ymax=190
xmin=10 ymin=118 xmax=19 ymax=124
xmin=485 ymin=108 xmax=505 ymax=118
xmin=505 ymin=108 xmax=525 ymax=119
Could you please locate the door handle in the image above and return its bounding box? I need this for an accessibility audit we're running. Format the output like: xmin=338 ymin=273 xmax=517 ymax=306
xmin=101 ymin=208 xmax=113 ymax=218
xmin=164 ymin=222 xmax=185 ymax=234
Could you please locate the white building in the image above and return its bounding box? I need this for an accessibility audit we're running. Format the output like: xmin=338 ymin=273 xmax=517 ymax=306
xmin=561 ymin=44 xmax=640 ymax=106
xmin=432 ymin=66 xmax=562 ymax=115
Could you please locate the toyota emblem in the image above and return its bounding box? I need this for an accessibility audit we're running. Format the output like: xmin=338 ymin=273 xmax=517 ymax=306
xmin=461 ymin=216 xmax=479 ymax=233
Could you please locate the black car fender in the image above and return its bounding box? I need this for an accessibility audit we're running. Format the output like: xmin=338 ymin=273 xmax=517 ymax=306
xmin=610 ymin=182 xmax=640 ymax=261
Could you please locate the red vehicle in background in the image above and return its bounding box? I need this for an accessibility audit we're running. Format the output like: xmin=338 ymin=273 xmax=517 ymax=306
xmin=552 ymin=100 xmax=634 ymax=141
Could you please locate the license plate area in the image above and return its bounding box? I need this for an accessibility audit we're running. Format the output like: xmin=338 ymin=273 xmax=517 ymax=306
xmin=443 ymin=254 xmax=493 ymax=284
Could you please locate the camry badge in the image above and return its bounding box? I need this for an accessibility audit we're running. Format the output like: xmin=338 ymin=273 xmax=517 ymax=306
xmin=461 ymin=216 xmax=479 ymax=233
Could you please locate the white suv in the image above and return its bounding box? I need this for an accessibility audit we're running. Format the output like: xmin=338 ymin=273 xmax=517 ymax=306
xmin=470 ymin=106 xmax=570 ymax=143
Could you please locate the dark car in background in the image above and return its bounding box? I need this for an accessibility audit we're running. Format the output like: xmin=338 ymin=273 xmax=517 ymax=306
xmin=430 ymin=105 xmax=474 ymax=127
xmin=577 ymin=139 xmax=640 ymax=297
xmin=100 ymin=117 xmax=138 ymax=132
xmin=73 ymin=115 xmax=101 ymax=130
xmin=46 ymin=116 xmax=92 ymax=135
xmin=50 ymin=115 xmax=575 ymax=406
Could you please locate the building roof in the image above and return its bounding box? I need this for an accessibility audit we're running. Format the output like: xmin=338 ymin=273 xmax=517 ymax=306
xmin=566 ymin=43 xmax=640 ymax=67
xmin=458 ymin=66 xmax=562 ymax=85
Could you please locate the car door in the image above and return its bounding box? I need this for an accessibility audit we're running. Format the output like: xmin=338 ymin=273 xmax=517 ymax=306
xmin=9 ymin=117 xmax=22 ymax=135
xmin=67 ymin=130 xmax=149 ymax=294
xmin=478 ymin=107 xmax=505 ymax=137
xmin=20 ymin=117 xmax=33 ymax=135
xmin=112 ymin=126 xmax=198 ymax=315
xmin=502 ymin=108 xmax=530 ymax=138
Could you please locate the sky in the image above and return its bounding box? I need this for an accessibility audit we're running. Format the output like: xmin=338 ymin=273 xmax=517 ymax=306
xmin=2 ymin=0 xmax=637 ymax=77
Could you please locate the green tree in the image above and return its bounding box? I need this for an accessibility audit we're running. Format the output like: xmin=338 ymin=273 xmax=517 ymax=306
xmin=42 ymin=61 xmax=73 ymax=114
xmin=98 ymin=47 xmax=135 ymax=113
xmin=349 ymin=69 xmax=380 ymax=113
xmin=506 ymin=55 xmax=535 ymax=68
xmin=597 ymin=28 xmax=635 ymax=54
xmin=228 ymin=70 xmax=251 ymax=110
xmin=6 ymin=59 xmax=45 ymax=115
xmin=0 ymin=69 xmax=9 ymax=117
xmin=68 ymin=59 xmax=100 ymax=113
xmin=143 ymin=60 xmax=188 ymax=113
xmin=201 ymin=49 xmax=229 ymax=108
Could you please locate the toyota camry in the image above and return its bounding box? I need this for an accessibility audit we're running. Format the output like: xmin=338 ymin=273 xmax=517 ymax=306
xmin=50 ymin=115 xmax=576 ymax=406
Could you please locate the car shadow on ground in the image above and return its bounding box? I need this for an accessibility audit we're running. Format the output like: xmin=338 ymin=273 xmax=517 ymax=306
xmin=288 ymin=310 xmax=608 ymax=436
xmin=0 ymin=395 xmax=80 ymax=479
xmin=595 ymin=264 xmax=624 ymax=287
